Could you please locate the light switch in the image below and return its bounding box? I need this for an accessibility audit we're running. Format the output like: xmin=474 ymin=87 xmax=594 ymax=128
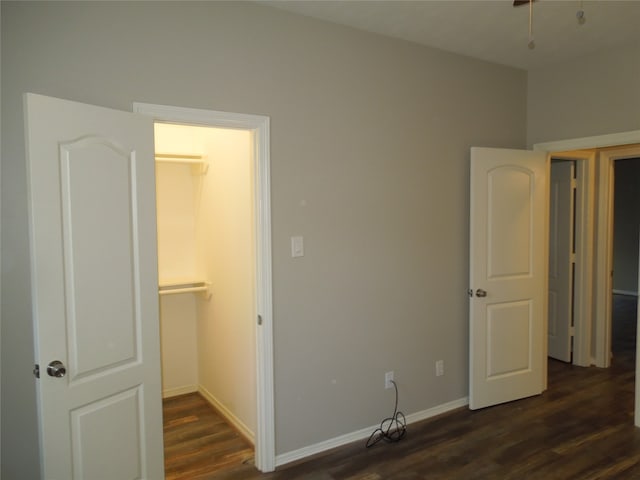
xmin=291 ymin=236 xmax=304 ymax=258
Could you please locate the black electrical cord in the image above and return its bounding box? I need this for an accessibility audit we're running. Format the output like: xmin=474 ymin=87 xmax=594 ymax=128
xmin=365 ymin=379 xmax=406 ymax=448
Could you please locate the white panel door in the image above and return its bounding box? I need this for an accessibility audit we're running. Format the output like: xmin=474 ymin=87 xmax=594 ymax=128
xmin=469 ymin=147 xmax=547 ymax=410
xmin=25 ymin=93 xmax=164 ymax=479
xmin=548 ymin=161 xmax=575 ymax=362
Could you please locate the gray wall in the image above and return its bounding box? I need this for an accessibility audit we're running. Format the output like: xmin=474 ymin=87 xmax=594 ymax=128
xmin=613 ymin=159 xmax=640 ymax=294
xmin=527 ymin=41 xmax=640 ymax=146
xmin=1 ymin=2 xmax=527 ymax=476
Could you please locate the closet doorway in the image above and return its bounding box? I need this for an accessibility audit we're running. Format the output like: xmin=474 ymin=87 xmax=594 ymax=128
xmin=156 ymin=123 xmax=256 ymax=474
xmin=134 ymin=103 xmax=275 ymax=473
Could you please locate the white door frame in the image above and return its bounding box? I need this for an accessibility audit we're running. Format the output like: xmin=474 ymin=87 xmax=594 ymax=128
xmin=535 ymin=130 xmax=640 ymax=425
xmin=133 ymin=102 xmax=275 ymax=472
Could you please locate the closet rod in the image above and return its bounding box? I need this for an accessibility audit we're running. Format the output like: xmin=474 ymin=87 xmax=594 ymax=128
xmin=155 ymin=153 xmax=203 ymax=160
xmin=155 ymin=153 xmax=209 ymax=174
xmin=159 ymin=285 xmax=209 ymax=296
xmin=158 ymin=280 xmax=211 ymax=296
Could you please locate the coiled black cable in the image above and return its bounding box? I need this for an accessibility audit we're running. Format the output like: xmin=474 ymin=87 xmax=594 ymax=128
xmin=365 ymin=379 xmax=406 ymax=448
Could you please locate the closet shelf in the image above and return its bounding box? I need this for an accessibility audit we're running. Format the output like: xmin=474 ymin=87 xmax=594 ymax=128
xmin=158 ymin=280 xmax=211 ymax=297
xmin=155 ymin=153 xmax=209 ymax=175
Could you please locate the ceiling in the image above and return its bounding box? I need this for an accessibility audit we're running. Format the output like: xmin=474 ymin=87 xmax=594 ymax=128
xmin=263 ymin=0 xmax=640 ymax=70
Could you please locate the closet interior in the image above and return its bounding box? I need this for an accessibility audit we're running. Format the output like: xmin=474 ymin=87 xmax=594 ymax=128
xmin=154 ymin=122 xmax=257 ymax=445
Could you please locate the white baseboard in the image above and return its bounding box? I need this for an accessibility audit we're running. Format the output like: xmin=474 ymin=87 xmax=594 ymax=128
xmin=198 ymin=385 xmax=255 ymax=445
xmin=613 ymin=289 xmax=638 ymax=297
xmin=404 ymin=396 xmax=469 ymax=425
xmin=275 ymin=396 xmax=468 ymax=468
xmin=163 ymin=384 xmax=198 ymax=399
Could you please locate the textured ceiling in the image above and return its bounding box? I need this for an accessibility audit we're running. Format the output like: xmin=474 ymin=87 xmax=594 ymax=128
xmin=263 ymin=0 xmax=640 ymax=70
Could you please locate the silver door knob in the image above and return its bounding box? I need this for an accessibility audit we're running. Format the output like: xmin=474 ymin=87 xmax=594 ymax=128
xmin=475 ymin=289 xmax=487 ymax=298
xmin=47 ymin=360 xmax=66 ymax=378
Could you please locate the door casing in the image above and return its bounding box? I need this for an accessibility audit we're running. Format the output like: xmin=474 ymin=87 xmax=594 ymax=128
xmin=133 ymin=102 xmax=275 ymax=472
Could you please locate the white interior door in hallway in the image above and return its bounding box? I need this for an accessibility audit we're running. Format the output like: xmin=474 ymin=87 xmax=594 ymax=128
xmin=548 ymin=160 xmax=575 ymax=363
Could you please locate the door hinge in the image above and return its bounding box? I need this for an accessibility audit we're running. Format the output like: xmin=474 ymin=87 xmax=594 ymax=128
xmin=33 ymin=364 xmax=40 ymax=379
xmin=570 ymin=326 xmax=576 ymax=337
xmin=257 ymin=314 xmax=263 ymax=326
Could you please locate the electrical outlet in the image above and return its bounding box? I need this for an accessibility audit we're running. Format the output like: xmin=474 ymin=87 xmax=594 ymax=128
xmin=436 ymin=360 xmax=444 ymax=377
xmin=385 ymin=371 xmax=394 ymax=389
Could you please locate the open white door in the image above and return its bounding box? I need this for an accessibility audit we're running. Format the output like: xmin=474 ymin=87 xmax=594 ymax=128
xmin=469 ymin=147 xmax=547 ymax=410
xmin=25 ymin=93 xmax=164 ymax=479
xmin=548 ymin=161 xmax=574 ymax=362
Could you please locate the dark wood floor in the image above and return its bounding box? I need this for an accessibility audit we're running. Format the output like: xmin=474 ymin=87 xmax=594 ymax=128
xmin=164 ymin=295 xmax=640 ymax=479
xmin=163 ymin=393 xmax=254 ymax=480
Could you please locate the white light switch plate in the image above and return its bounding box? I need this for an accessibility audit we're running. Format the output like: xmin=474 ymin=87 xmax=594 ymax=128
xmin=291 ymin=236 xmax=304 ymax=257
